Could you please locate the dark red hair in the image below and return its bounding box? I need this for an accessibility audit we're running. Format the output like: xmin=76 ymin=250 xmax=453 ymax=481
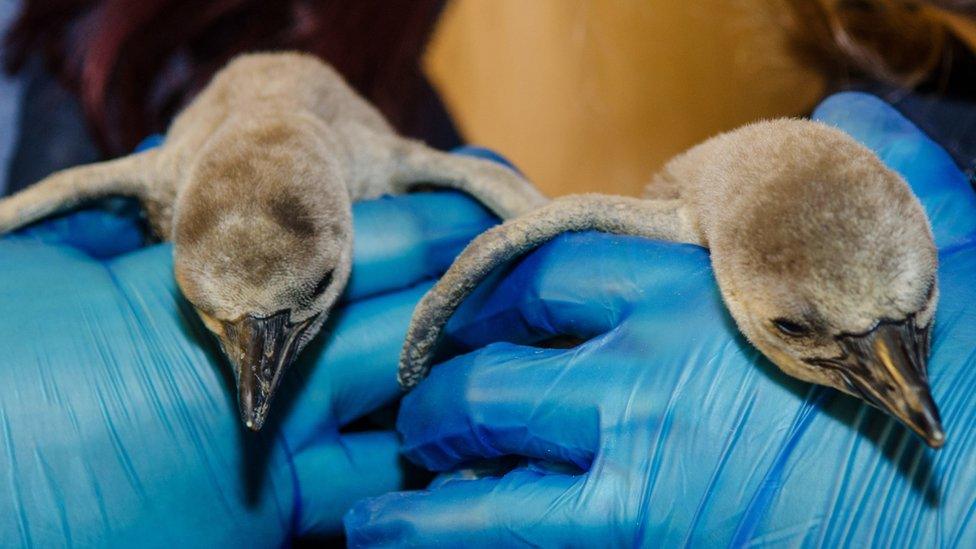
xmin=5 ymin=0 xmax=448 ymax=155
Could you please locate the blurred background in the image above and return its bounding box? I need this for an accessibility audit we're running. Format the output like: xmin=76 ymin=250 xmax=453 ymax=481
xmin=1 ymin=0 xmax=975 ymax=199
xmin=427 ymin=0 xmax=976 ymax=196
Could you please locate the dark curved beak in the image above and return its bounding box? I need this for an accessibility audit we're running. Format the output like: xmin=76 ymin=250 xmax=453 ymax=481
xmin=832 ymin=317 xmax=944 ymax=448
xmin=217 ymin=311 xmax=314 ymax=431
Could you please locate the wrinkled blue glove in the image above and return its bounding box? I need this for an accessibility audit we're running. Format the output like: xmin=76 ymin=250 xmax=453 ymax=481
xmin=346 ymin=93 xmax=976 ymax=547
xmin=0 ymin=148 xmax=500 ymax=545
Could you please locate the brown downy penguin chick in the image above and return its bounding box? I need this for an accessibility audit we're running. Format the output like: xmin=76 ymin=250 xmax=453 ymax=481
xmin=399 ymin=119 xmax=945 ymax=448
xmin=0 ymin=52 xmax=547 ymax=431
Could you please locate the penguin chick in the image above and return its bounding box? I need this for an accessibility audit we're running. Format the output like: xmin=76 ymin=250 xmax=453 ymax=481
xmin=0 ymin=52 xmax=547 ymax=431
xmin=399 ymin=119 xmax=944 ymax=448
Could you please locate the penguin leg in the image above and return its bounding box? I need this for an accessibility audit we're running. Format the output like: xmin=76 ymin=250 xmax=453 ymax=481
xmin=0 ymin=149 xmax=158 ymax=234
xmin=398 ymin=193 xmax=701 ymax=389
xmin=390 ymin=140 xmax=549 ymax=219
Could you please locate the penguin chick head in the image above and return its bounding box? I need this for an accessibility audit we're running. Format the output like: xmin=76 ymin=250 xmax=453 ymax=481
xmin=710 ymin=121 xmax=942 ymax=447
xmin=173 ymin=116 xmax=352 ymax=431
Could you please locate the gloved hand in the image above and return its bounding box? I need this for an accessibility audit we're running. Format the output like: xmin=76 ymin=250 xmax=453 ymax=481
xmin=0 ymin=150 xmax=498 ymax=545
xmin=346 ymin=93 xmax=976 ymax=546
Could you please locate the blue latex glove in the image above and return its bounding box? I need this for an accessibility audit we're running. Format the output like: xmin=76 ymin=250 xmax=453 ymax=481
xmin=0 ymin=153 xmax=499 ymax=544
xmin=346 ymin=93 xmax=976 ymax=547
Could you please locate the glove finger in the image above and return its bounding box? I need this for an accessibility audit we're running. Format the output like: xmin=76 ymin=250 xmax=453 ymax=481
xmin=397 ymin=341 xmax=612 ymax=472
xmin=291 ymin=431 xmax=406 ymax=539
xmin=345 ymin=145 xmax=513 ymax=300
xmin=345 ymin=191 xmax=496 ymax=302
xmin=279 ymin=283 xmax=431 ymax=445
xmin=323 ymin=285 xmax=428 ymax=425
xmin=345 ymin=470 xmax=597 ymax=548
xmin=443 ymin=232 xmax=712 ymax=353
xmin=813 ymin=92 xmax=976 ymax=248
xmin=11 ymin=199 xmax=147 ymax=258
xmin=397 ymin=237 xmax=723 ymax=473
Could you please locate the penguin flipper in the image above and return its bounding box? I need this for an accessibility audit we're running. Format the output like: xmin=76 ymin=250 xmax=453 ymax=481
xmin=391 ymin=141 xmax=549 ymax=220
xmin=0 ymin=149 xmax=158 ymax=234
xmin=398 ymin=193 xmax=697 ymax=389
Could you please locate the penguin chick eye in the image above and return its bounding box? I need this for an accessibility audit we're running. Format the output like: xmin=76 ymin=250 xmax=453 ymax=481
xmin=772 ymin=318 xmax=811 ymax=338
xmin=312 ymin=269 xmax=334 ymax=296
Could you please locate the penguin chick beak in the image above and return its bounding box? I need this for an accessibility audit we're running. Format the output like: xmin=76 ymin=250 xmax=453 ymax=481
xmin=830 ymin=317 xmax=944 ymax=448
xmin=218 ymin=311 xmax=314 ymax=431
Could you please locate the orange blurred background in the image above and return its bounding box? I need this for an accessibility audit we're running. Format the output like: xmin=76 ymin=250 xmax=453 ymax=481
xmin=422 ymin=0 xmax=828 ymax=197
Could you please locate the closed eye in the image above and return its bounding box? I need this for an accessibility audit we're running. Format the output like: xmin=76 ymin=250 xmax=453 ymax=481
xmin=772 ymin=318 xmax=811 ymax=338
xmin=313 ymin=270 xmax=334 ymax=296
xmin=923 ymin=278 xmax=936 ymax=302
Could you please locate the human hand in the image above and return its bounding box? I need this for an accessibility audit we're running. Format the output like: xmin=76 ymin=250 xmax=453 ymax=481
xmin=0 ymin=158 xmax=497 ymax=545
xmin=346 ymin=93 xmax=976 ymax=546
